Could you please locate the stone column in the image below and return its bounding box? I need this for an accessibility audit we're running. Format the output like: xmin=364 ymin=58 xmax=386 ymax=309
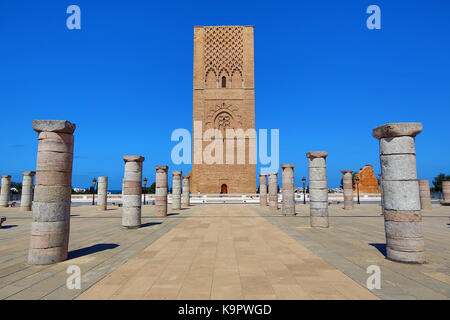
xmin=268 ymin=172 xmax=278 ymax=211
xmin=378 ymin=174 xmax=385 ymax=215
xmin=97 ymin=176 xmax=108 ymax=211
xmin=307 ymin=151 xmax=329 ymax=228
xmin=28 ymin=120 xmax=75 ymax=265
xmin=21 ymin=171 xmax=36 ymax=211
xmin=155 ymin=166 xmax=168 ymax=216
xmin=172 ymin=171 xmax=182 ymax=210
xmin=373 ymin=122 xmax=424 ymax=263
xmin=441 ymin=181 xmax=450 ymax=205
xmin=259 ymin=173 xmax=268 ymax=206
xmin=0 ymin=175 xmax=11 ymax=207
xmin=122 ymin=156 xmax=144 ymax=229
xmin=341 ymin=170 xmax=353 ymax=210
xmin=182 ymin=175 xmax=190 ymax=206
xmin=418 ymin=179 xmax=432 ymax=210
xmin=281 ymin=164 xmax=295 ymax=215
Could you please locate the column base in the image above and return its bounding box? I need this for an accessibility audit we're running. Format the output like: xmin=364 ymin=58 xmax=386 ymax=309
xmin=21 ymin=206 xmax=32 ymax=211
xmin=28 ymin=248 xmax=68 ymax=265
xmin=98 ymin=205 xmax=107 ymax=211
xmin=440 ymin=201 xmax=450 ymax=206
xmin=386 ymin=247 xmax=425 ymax=264
xmin=310 ymin=216 xmax=329 ymax=228
xmin=122 ymin=225 xmax=141 ymax=229
xmin=155 ymin=210 xmax=167 ymax=217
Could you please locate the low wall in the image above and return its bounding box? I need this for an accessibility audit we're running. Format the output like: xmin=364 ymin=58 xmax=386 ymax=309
xmin=70 ymin=193 xmax=381 ymax=204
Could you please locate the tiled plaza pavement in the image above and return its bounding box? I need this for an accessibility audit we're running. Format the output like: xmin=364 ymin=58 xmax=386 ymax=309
xmin=0 ymin=204 xmax=193 ymax=300
xmin=1 ymin=203 xmax=448 ymax=300
xmin=78 ymin=204 xmax=378 ymax=300
xmin=250 ymin=203 xmax=450 ymax=300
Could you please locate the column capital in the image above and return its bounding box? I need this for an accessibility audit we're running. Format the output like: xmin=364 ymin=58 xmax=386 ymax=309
xmin=306 ymin=151 xmax=328 ymax=159
xmin=281 ymin=164 xmax=295 ymax=169
xmin=156 ymin=165 xmax=168 ymax=172
xmin=341 ymin=170 xmax=353 ymax=174
xmin=1 ymin=175 xmax=11 ymax=179
xmin=372 ymin=122 xmax=422 ymax=139
xmin=259 ymin=173 xmax=267 ymax=177
xmin=172 ymin=171 xmax=182 ymax=176
xmin=32 ymin=120 xmax=76 ymax=134
xmin=22 ymin=171 xmax=36 ymax=176
xmin=123 ymin=155 xmax=145 ymax=162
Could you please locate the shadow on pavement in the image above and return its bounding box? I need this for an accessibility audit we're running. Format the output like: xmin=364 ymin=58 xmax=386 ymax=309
xmin=369 ymin=243 xmax=387 ymax=257
xmin=141 ymin=222 xmax=162 ymax=228
xmin=68 ymin=243 xmax=119 ymax=259
xmin=1 ymin=225 xmax=18 ymax=229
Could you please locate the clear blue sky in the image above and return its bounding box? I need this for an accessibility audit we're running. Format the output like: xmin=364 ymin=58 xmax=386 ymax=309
xmin=0 ymin=0 xmax=449 ymax=190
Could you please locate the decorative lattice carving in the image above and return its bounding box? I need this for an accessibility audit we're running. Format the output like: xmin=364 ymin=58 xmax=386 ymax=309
xmin=204 ymin=26 xmax=243 ymax=82
xmin=216 ymin=113 xmax=232 ymax=129
xmin=205 ymin=102 xmax=242 ymax=129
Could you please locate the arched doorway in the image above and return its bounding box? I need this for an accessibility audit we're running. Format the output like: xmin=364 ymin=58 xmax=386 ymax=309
xmin=221 ymin=184 xmax=228 ymax=194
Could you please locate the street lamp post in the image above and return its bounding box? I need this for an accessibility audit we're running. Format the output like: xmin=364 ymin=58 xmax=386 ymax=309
xmin=355 ymin=176 xmax=360 ymax=204
xmin=302 ymin=177 xmax=306 ymax=204
xmin=92 ymin=178 xmax=97 ymax=205
xmin=143 ymin=177 xmax=147 ymax=205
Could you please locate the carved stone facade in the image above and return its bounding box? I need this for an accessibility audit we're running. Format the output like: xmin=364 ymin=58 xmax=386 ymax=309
xmin=190 ymin=26 xmax=256 ymax=193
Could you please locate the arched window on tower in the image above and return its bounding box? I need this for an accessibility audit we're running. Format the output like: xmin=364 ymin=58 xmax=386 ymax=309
xmin=221 ymin=76 xmax=227 ymax=88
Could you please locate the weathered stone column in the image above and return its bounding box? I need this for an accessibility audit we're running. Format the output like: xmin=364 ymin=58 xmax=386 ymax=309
xmin=373 ymin=122 xmax=424 ymax=263
xmin=122 ymin=156 xmax=144 ymax=228
xmin=307 ymin=152 xmax=329 ymax=228
xmin=379 ymin=174 xmax=385 ymax=215
xmin=21 ymin=171 xmax=36 ymax=211
xmin=28 ymin=120 xmax=75 ymax=265
xmin=259 ymin=173 xmax=268 ymax=206
xmin=418 ymin=179 xmax=432 ymax=210
xmin=441 ymin=181 xmax=450 ymax=205
xmin=341 ymin=170 xmax=353 ymax=210
xmin=172 ymin=171 xmax=182 ymax=210
xmin=0 ymin=175 xmax=11 ymax=207
xmin=182 ymin=175 xmax=190 ymax=206
xmin=281 ymin=164 xmax=295 ymax=215
xmin=97 ymin=176 xmax=108 ymax=211
xmin=268 ymin=172 xmax=278 ymax=211
xmin=155 ymin=166 xmax=168 ymax=216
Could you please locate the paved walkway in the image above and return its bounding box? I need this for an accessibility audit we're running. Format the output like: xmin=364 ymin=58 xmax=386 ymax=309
xmin=251 ymin=203 xmax=450 ymax=300
xmin=78 ymin=204 xmax=377 ymax=299
xmin=0 ymin=204 xmax=192 ymax=299
xmin=2 ymin=203 xmax=447 ymax=300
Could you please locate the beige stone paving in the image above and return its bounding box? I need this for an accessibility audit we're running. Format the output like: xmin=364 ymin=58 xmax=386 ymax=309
xmin=253 ymin=203 xmax=450 ymax=300
xmin=77 ymin=204 xmax=378 ymax=300
xmin=0 ymin=204 xmax=192 ymax=300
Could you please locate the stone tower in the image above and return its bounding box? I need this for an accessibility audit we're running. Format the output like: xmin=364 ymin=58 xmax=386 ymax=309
xmin=190 ymin=26 xmax=256 ymax=194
